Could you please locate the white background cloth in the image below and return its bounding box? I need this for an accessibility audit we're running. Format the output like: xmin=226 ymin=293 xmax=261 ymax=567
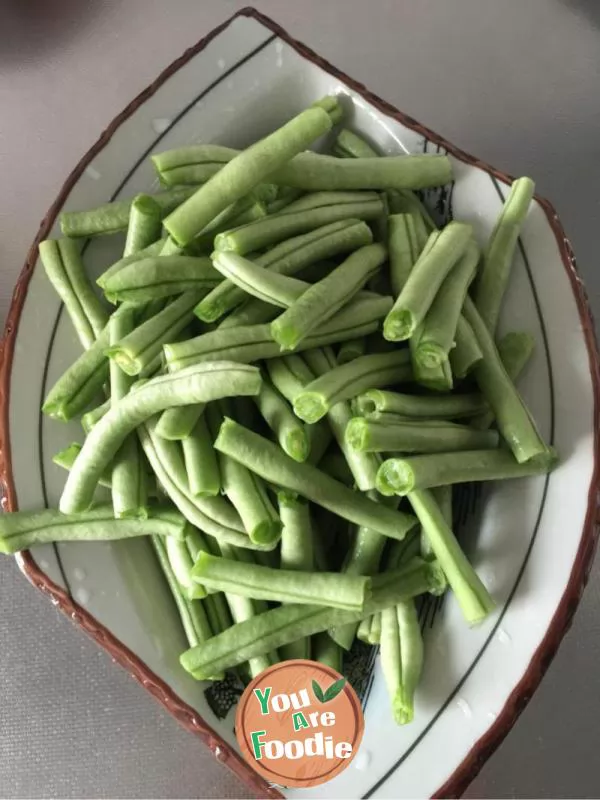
xmin=1 ymin=1 xmax=599 ymax=796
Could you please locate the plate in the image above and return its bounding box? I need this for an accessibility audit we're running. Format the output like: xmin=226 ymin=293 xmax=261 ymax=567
xmin=0 ymin=8 xmax=598 ymax=799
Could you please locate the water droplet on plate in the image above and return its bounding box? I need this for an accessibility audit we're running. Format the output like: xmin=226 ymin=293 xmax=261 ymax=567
xmin=456 ymin=697 xmax=472 ymax=718
xmin=217 ymin=58 xmax=226 ymax=70
xmin=487 ymin=711 xmax=498 ymax=722
xmin=39 ymin=559 xmax=49 ymax=571
xmin=498 ymin=628 xmax=511 ymax=645
xmin=73 ymin=567 xmax=86 ymax=581
xmin=75 ymin=587 xmax=90 ymax=605
xmin=152 ymin=118 xmax=172 ymax=134
xmin=353 ymin=748 xmax=371 ymax=770
xmin=85 ymin=165 xmax=101 ymax=180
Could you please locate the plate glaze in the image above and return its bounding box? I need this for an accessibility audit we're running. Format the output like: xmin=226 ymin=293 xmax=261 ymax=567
xmin=0 ymin=8 xmax=598 ymax=799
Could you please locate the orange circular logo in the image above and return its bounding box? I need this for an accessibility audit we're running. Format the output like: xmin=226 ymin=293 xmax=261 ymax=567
xmin=235 ymin=659 xmax=364 ymax=789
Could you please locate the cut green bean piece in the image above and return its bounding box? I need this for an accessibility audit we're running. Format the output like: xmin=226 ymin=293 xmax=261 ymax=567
xmin=449 ymin=314 xmax=484 ymax=378
xmin=60 ymin=186 xmax=197 ymax=238
xmin=388 ymin=214 xmax=422 ymax=296
xmin=279 ymin=491 xmax=315 ymax=573
xmin=215 ymin=195 xmax=384 ymax=256
xmin=102 ymin=256 xmax=220 ymax=304
xmin=381 ymin=599 xmax=423 ymax=724
xmin=211 ymin=251 xmax=308 ymax=308
xmin=109 ymin=307 xmax=148 ymax=519
xmin=384 ymin=223 xmax=472 ymax=341
xmin=155 ymin=403 xmax=206 ymax=441
xmin=334 ymin=129 xmax=379 ymax=159
xmin=123 ymin=194 xmax=163 ymax=257
xmin=387 ymin=189 xmax=437 ymax=236
xmin=409 ymin=325 xmax=453 ymax=392
xmin=193 ymin=552 xmax=369 ymax=611
xmin=42 ymin=324 xmax=110 ymax=421
xmin=254 ymin=377 xmax=310 ymax=462
xmin=97 ymin=239 xmax=167 ymax=289
xmin=463 ymin=297 xmax=548 ymax=462
xmin=81 ymin=399 xmax=110 ymax=433
xmin=346 ymin=418 xmax=499 ymax=454
xmin=182 ymin=415 xmax=221 ymax=497
xmin=59 ymin=363 xmax=261 ymax=514
xmin=353 ymin=389 xmax=487 ymax=420
xmin=52 ymin=443 xmax=112 ymax=488
xmin=408 ymin=489 xmax=494 ymax=624
xmin=164 ymin=101 xmax=339 ymax=245
xmin=181 ymin=557 xmax=444 ymax=678
xmin=471 ymin=331 xmax=535 ymax=430
xmin=165 ymin=535 xmax=207 ymax=600
xmin=416 ymin=241 xmax=479 ymax=369
xmin=474 ymin=177 xmax=535 ymax=333
xmin=39 ymin=238 xmax=109 ymax=349
xmin=219 ymin=447 xmax=282 ymax=546
xmin=152 ymin=144 xmax=237 ymax=183
xmin=302 ymin=348 xmax=381 ymax=491
xmin=165 ymin=294 xmax=393 ymax=371
xmin=312 ymin=632 xmax=342 ymax=671
xmin=0 ymin=505 xmax=189 ymax=554
xmin=271 ymin=243 xmax=387 ymax=351
xmin=376 ymin=446 xmax=558 ymax=496
xmin=215 ymin=418 xmax=417 ymax=540
xmin=197 ymin=219 xmax=372 ymax=322
xmin=107 ymin=290 xmax=205 ymax=376
xmin=294 ymin=349 xmax=412 ymax=423
xmin=338 ymin=337 xmax=366 ymax=364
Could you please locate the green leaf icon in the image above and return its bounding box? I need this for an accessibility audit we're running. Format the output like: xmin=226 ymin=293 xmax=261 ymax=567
xmin=323 ymin=677 xmax=346 ymax=702
xmin=312 ymin=679 xmax=326 ymax=703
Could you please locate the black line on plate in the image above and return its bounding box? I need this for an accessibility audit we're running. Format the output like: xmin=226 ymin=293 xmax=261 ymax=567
xmin=35 ymin=34 xmax=277 ymax=593
xmin=363 ymin=176 xmax=555 ymax=798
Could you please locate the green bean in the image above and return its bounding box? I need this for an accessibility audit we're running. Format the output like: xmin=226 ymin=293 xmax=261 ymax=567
xmin=165 ymin=294 xmax=393 ymax=371
xmin=474 ymin=177 xmax=535 ymax=333
xmin=421 ymin=485 xmax=452 ymax=560
xmin=337 ymin=338 xmax=367 ymax=364
xmin=214 ymin=195 xmax=384 ymax=256
xmin=311 ymin=632 xmax=341 ymax=671
xmin=353 ymin=389 xmax=487 ymax=420
xmin=271 ymin=243 xmax=386 ymax=351
xmin=279 ymin=492 xmax=315 ymax=573
xmin=471 ymin=331 xmax=535 ymax=430
xmin=387 ymin=189 xmax=436 ymax=236
xmin=334 ymin=129 xmax=379 ymax=159
xmin=181 ymin=557 xmax=444 ymax=678
xmin=294 ymin=349 xmax=412 ymax=423
xmin=376 ymin=446 xmax=558 ymax=497
xmin=109 ymin=308 xmax=148 ymax=519
xmin=164 ymin=101 xmax=340 ymax=245
xmin=194 ymin=551 xmax=369 ymax=611
xmin=384 ymin=223 xmax=472 ymax=341
xmin=152 ymin=144 xmax=237 ymax=184
xmin=302 ymin=348 xmax=381 ymax=490
xmin=196 ymin=219 xmax=373 ymax=322
xmin=203 ymin=592 xmax=233 ymax=637
xmin=463 ymin=297 xmax=548 ymax=462
xmin=409 ymin=326 xmax=453 ymax=392
xmin=59 ymin=362 xmax=261 ymax=514
xmin=219 ymin=453 xmax=281 ymax=546
xmin=138 ymin=418 xmax=274 ymax=551
xmin=123 ymin=194 xmax=163 ymax=257
xmin=211 ymin=251 xmax=308 ymax=308
xmin=81 ymin=400 xmax=111 ymax=433
xmin=356 ymin=615 xmax=374 ymax=644
xmin=416 ymin=241 xmax=479 ymax=369
xmin=0 ymin=505 xmax=189 ymax=554
xmin=165 ymin=535 xmax=207 ymax=600
xmin=182 ymin=415 xmax=221 ymax=497
xmin=214 ymin=418 xmax=416 ymax=540
xmin=39 ymin=238 xmax=109 ymax=349
xmin=381 ymin=599 xmax=423 ymax=724
xmin=107 ymin=290 xmax=205 ymax=376
xmin=60 ymin=186 xmax=197 ymax=238
xmin=150 ymin=536 xmax=222 ymax=674
xmin=449 ymin=314 xmax=483 ymax=378
xmin=254 ymin=377 xmax=310 ymax=462
xmin=347 ymin=418 xmax=498 ymax=454
xmin=102 ymin=256 xmax=220 ymax=304
xmin=388 ymin=214 xmax=423 ymax=296
xmin=52 ymin=443 xmax=112 ymax=488
xmin=97 ymin=239 xmax=167 ymax=289
xmin=42 ymin=324 xmax=110 ymax=421
xmin=155 ymin=403 xmax=206 ymax=441
xmin=407 ymin=489 xmax=495 ymax=624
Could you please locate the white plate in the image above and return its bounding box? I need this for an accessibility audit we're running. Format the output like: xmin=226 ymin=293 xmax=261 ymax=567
xmin=1 ymin=8 xmax=598 ymax=799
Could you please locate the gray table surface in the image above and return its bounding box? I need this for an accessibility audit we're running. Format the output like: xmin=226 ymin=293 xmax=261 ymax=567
xmin=1 ymin=1 xmax=600 ymax=797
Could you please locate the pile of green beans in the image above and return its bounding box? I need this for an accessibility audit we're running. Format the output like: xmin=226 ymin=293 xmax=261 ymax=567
xmin=6 ymin=103 xmax=555 ymax=729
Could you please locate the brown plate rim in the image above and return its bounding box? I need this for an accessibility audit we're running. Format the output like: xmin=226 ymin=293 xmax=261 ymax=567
xmin=0 ymin=6 xmax=598 ymax=799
